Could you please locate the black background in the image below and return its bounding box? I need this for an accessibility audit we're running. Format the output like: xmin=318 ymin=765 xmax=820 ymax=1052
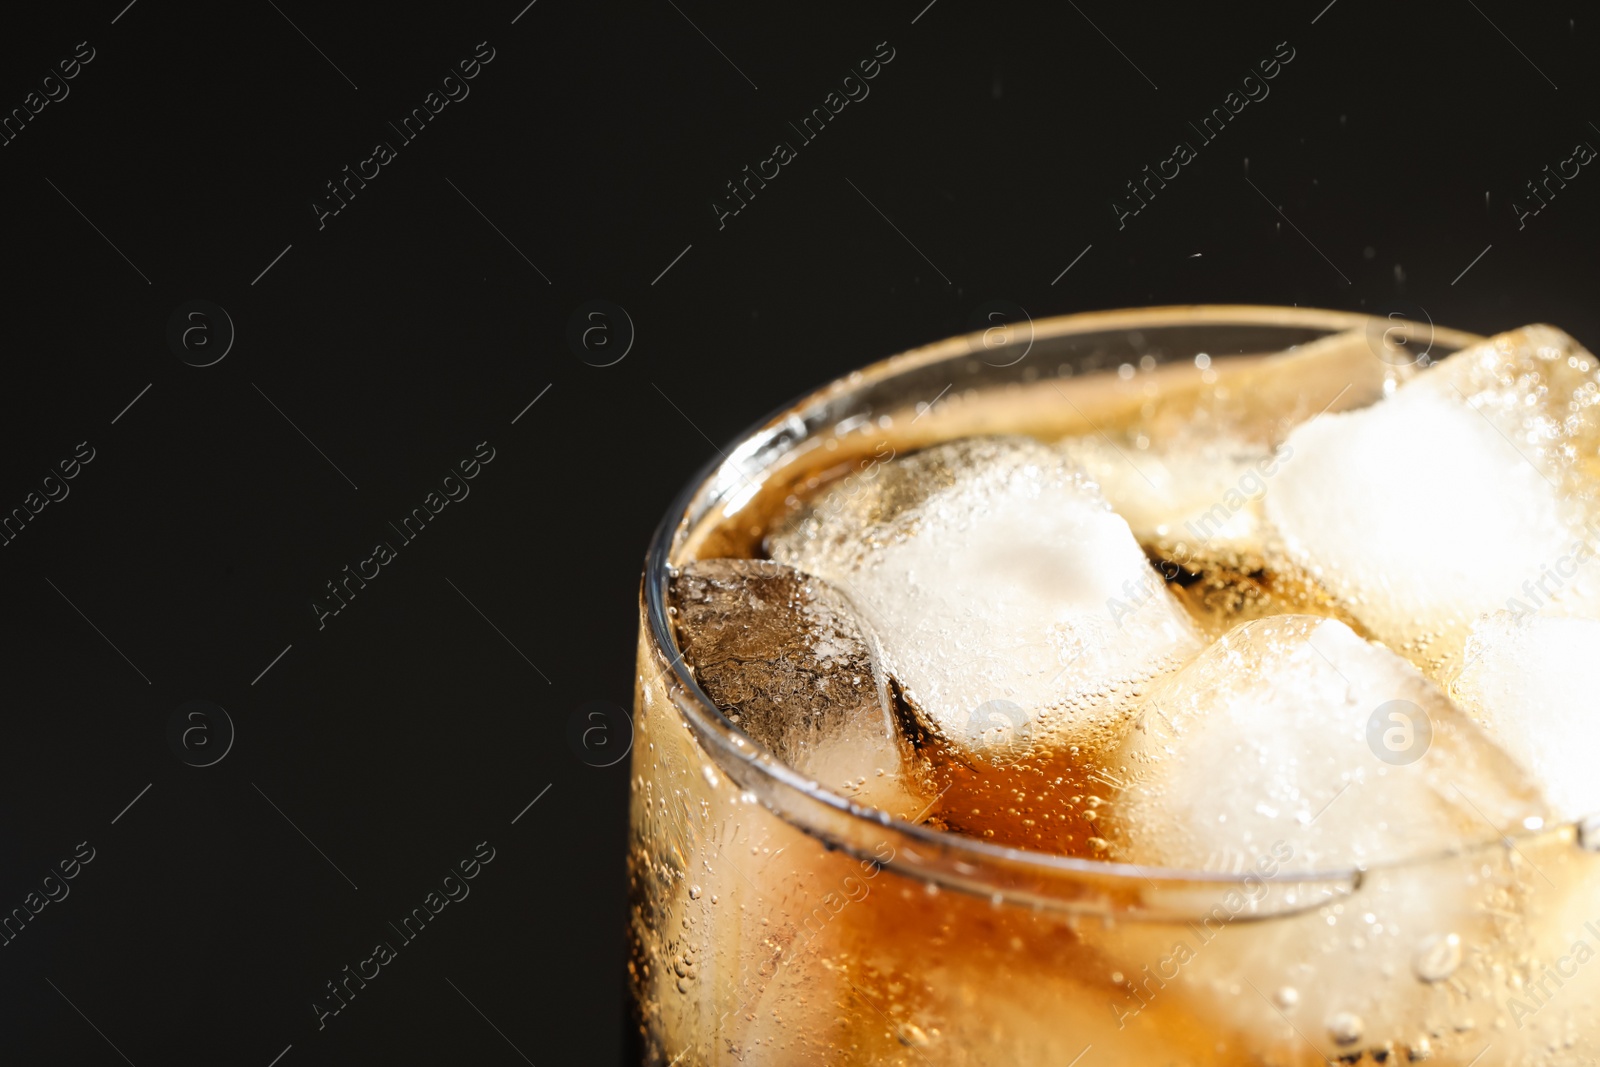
xmin=0 ymin=1 xmax=1595 ymax=1063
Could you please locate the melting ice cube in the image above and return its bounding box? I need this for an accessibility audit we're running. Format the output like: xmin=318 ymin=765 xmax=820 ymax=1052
xmin=1106 ymin=615 xmax=1548 ymax=872
xmin=1063 ymin=328 xmax=1399 ymax=549
xmin=1451 ymin=609 xmax=1600 ymax=822
xmin=1264 ymin=326 xmax=1600 ymax=678
xmin=1060 ymin=434 xmax=1274 ymax=548
xmin=1418 ymin=324 xmax=1600 ymax=497
xmin=1093 ymin=615 xmax=1555 ymax=1062
xmin=670 ymin=558 xmax=922 ymax=816
xmin=1120 ymin=327 xmax=1415 ymax=459
xmin=1065 ymin=330 xmax=1399 ymax=637
xmin=768 ymin=436 xmax=1201 ymax=762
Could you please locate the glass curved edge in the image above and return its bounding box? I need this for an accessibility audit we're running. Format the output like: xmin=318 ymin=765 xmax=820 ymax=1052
xmin=637 ymin=304 xmax=1576 ymax=918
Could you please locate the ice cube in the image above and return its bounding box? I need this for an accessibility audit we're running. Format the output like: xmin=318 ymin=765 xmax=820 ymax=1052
xmin=1063 ymin=329 xmax=1400 ymax=546
xmin=1106 ymin=615 xmax=1549 ymax=872
xmin=1450 ymin=609 xmax=1600 ymax=822
xmin=1417 ymin=324 xmax=1600 ymax=498
xmin=1264 ymin=326 xmax=1600 ymax=678
xmin=768 ymin=436 xmax=1202 ymax=763
xmin=670 ymin=558 xmax=923 ymax=816
xmin=1059 ymin=433 xmax=1273 ymax=547
xmin=1092 ymin=615 xmax=1555 ymax=1062
xmin=1063 ymin=331 xmax=1403 ymax=639
xmin=1133 ymin=326 xmax=1414 ymax=450
xmin=1090 ymin=830 xmax=1560 ymax=1065
xmin=1059 ymin=434 xmax=1353 ymax=639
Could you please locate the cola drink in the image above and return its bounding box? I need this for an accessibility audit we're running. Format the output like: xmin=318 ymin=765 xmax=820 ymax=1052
xmin=629 ymin=308 xmax=1600 ymax=1065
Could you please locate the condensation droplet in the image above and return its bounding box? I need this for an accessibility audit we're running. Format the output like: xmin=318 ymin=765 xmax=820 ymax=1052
xmin=899 ymin=1023 xmax=931 ymax=1048
xmin=689 ymin=885 xmax=702 ymax=900
xmin=1275 ymin=986 xmax=1299 ymax=1009
xmin=1326 ymin=1011 xmax=1364 ymax=1046
xmin=1413 ymin=932 xmax=1462 ymax=983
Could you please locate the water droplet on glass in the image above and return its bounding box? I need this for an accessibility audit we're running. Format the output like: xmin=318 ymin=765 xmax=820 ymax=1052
xmin=689 ymin=885 xmax=702 ymax=900
xmin=1413 ymin=933 xmax=1462 ymax=983
xmin=1326 ymin=1011 xmax=1364 ymax=1046
xmin=899 ymin=1023 xmax=931 ymax=1048
xmin=1579 ymin=813 xmax=1600 ymax=852
xmin=1275 ymin=986 xmax=1300 ymax=1009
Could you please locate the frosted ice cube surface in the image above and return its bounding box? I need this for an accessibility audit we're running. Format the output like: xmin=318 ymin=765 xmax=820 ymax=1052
xmin=1451 ymin=609 xmax=1600 ymax=822
xmin=1265 ymin=326 xmax=1600 ymax=677
xmin=1106 ymin=615 xmax=1549 ymax=872
xmin=670 ymin=558 xmax=921 ymax=815
xmin=769 ymin=437 xmax=1202 ymax=762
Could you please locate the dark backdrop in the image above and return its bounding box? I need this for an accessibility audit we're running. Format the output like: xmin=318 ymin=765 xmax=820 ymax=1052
xmin=0 ymin=1 xmax=1594 ymax=1063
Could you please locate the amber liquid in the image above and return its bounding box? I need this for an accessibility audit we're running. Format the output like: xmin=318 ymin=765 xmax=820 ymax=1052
xmin=684 ymin=351 xmax=1366 ymax=859
xmin=632 ymin=339 xmax=1600 ymax=1066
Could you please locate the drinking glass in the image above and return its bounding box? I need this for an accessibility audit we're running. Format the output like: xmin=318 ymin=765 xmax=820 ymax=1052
xmin=628 ymin=306 xmax=1600 ymax=1065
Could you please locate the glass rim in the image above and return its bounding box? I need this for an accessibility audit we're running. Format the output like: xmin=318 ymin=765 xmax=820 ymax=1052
xmin=641 ymin=303 xmax=1586 ymax=912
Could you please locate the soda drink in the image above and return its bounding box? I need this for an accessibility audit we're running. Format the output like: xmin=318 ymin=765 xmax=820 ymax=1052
xmin=629 ymin=307 xmax=1600 ymax=1065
